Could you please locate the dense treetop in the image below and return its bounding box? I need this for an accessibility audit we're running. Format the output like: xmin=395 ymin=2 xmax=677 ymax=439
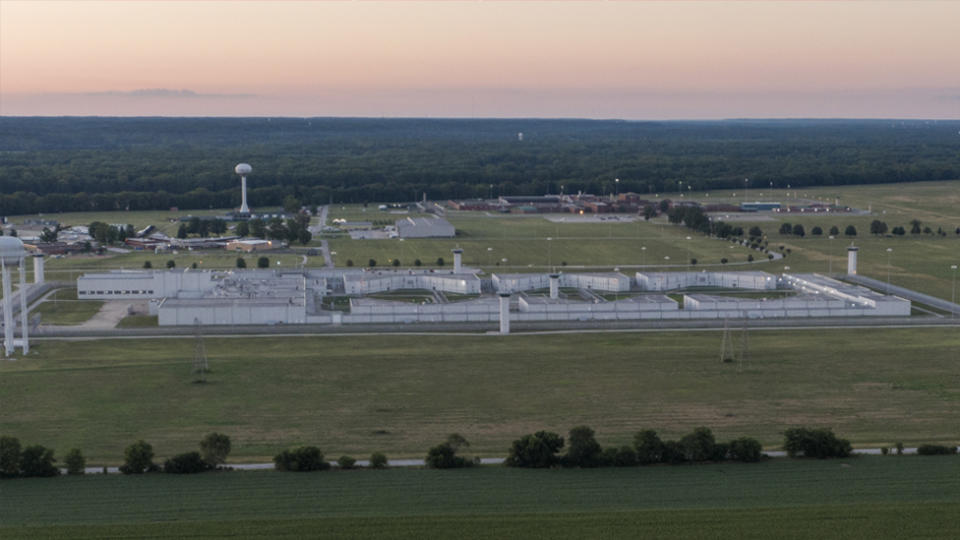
xmin=1 ymin=117 xmax=958 ymax=214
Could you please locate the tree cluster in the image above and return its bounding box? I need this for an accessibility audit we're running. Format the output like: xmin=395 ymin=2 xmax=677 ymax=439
xmin=0 ymin=436 xmax=63 ymax=478
xmin=4 ymin=117 xmax=960 ymax=215
xmin=505 ymin=426 xmax=766 ymax=469
xmin=782 ymin=428 xmax=852 ymax=459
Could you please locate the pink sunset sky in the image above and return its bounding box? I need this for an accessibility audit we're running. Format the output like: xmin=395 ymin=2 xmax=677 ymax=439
xmin=1 ymin=1 xmax=958 ymax=119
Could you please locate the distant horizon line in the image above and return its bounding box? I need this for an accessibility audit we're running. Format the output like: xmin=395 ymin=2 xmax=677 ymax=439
xmin=2 ymin=115 xmax=958 ymax=122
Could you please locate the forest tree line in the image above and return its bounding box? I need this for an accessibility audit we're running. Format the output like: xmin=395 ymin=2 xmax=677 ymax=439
xmin=1 ymin=117 xmax=958 ymax=215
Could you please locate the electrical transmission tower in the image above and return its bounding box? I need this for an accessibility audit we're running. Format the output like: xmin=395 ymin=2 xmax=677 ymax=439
xmin=193 ymin=318 xmax=208 ymax=383
xmin=720 ymin=319 xmax=735 ymax=363
xmin=738 ymin=318 xmax=750 ymax=372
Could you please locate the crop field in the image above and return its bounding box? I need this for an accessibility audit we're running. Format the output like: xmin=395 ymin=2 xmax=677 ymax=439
xmin=1 ymin=457 xmax=959 ymax=539
xmin=2 ymin=328 xmax=959 ymax=465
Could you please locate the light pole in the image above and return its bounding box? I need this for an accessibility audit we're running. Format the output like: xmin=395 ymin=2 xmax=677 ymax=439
xmin=744 ymin=178 xmax=749 ymax=203
xmin=828 ymin=235 xmax=835 ymax=275
xmin=641 ymin=246 xmax=646 ymax=266
xmin=614 ymin=178 xmax=620 ymax=199
xmin=951 ymin=264 xmax=957 ymax=318
xmin=546 ymin=237 xmax=552 ymax=268
xmin=886 ymin=247 xmax=893 ymax=293
xmin=685 ymin=236 xmax=692 ymax=268
xmin=487 ymin=247 xmax=493 ymax=267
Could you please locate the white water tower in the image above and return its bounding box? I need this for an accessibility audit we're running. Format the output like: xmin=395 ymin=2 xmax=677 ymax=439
xmin=0 ymin=237 xmax=29 ymax=356
xmin=235 ymin=163 xmax=252 ymax=214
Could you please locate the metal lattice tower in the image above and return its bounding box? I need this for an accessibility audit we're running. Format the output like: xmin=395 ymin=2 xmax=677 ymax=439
xmin=739 ymin=319 xmax=750 ymax=372
xmin=193 ymin=318 xmax=208 ymax=383
xmin=720 ymin=319 xmax=735 ymax=363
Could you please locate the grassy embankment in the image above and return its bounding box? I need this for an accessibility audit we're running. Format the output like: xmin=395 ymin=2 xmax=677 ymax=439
xmin=2 ymin=329 xmax=958 ymax=465
xmin=1 ymin=457 xmax=959 ymax=538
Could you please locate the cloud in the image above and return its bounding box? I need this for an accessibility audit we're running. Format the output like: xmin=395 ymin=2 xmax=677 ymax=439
xmin=80 ymin=88 xmax=257 ymax=99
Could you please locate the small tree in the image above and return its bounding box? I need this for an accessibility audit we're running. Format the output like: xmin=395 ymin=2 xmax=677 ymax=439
xmin=166 ymin=260 xmax=176 ymax=269
xmin=346 ymin=259 xmax=354 ymax=267
xmin=783 ymin=428 xmax=851 ymax=459
xmin=811 ymin=226 xmax=823 ymax=236
xmin=505 ymin=431 xmax=564 ymax=468
xmin=792 ymin=224 xmax=805 ymax=237
xmin=337 ymin=455 xmax=357 ymax=469
xmin=257 ymin=256 xmax=270 ymax=268
xmin=844 ymin=225 xmax=857 ymax=237
xmin=910 ymin=219 xmax=922 ymax=234
xmin=436 ymin=257 xmax=445 ymax=267
xmin=235 ymin=221 xmax=250 ymax=237
xmin=829 ymin=225 xmax=840 ymax=235
xmin=368 ymin=259 xmax=377 ymax=268
xmin=425 ymin=434 xmax=472 ymax=469
xmin=19 ymin=445 xmax=59 ymax=477
xmin=200 ymin=432 xmax=231 ymax=467
xmin=236 ymin=257 xmax=247 ymax=268
xmin=779 ymin=223 xmax=793 ymax=235
xmin=414 ymin=259 xmax=422 ymax=267
xmin=870 ymin=220 xmax=888 ymax=235
xmin=274 ymin=446 xmax=329 ymax=472
xmin=748 ymin=226 xmax=763 ymax=239
xmin=634 ymin=430 xmax=664 ymax=465
xmin=680 ymin=427 xmax=723 ymax=462
xmin=369 ymin=452 xmax=388 ymax=469
xmin=64 ymin=448 xmax=86 ymax=475
xmin=143 ymin=260 xmax=153 ymax=269
xmin=177 ymin=224 xmax=188 ymax=239
xmin=0 ymin=436 xmax=22 ymax=477
xmin=163 ymin=451 xmax=209 ymax=474
xmin=728 ymin=437 xmax=763 ymax=462
xmin=564 ymin=426 xmax=602 ymax=468
xmin=120 ymin=440 xmax=156 ymax=474
xmin=391 ymin=258 xmax=400 ymax=267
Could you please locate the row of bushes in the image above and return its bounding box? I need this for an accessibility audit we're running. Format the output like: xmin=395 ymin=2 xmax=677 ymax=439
xmin=501 ymin=427 xmax=766 ymax=469
xmin=273 ymin=447 xmax=389 ymax=471
xmin=5 ymin=428 xmax=958 ymax=478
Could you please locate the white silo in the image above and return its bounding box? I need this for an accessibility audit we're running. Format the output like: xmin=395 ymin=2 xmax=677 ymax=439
xmin=33 ymin=254 xmax=44 ymax=284
xmin=0 ymin=237 xmax=29 ymax=356
xmin=847 ymin=246 xmax=859 ymax=275
xmin=235 ymin=163 xmax=253 ymax=214
xmin=498 ymin=292 xmax=511 ymax=334
xmin=452 ymin=248 xmax=463 ymax=273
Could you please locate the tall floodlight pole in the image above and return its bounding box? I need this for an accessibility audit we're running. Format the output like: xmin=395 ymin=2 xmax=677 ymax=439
xmin=951 ymin=264 xmax=957 ymax=318
xmin=828 ymin=235 xmax=835 ymax=275
xmin=886 ymin=248 xmax=893 ymax=293
xmin=18 ymin=256 xmax=28 ymax=355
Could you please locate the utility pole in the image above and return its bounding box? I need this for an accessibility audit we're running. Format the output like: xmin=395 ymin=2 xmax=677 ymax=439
xmin=193 ymin=318 xmax=208 ymax=384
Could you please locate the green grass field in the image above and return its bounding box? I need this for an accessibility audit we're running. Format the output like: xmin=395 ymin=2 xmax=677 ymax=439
xmin=3 ymin=328 xmax=959 ymax=465
xmin=30 ymin=287 xmax=104 ymax=326
xmin=1 ymin=457 xmax=959 ymax=539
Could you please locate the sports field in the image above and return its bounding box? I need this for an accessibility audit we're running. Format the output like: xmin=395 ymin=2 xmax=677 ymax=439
xmin=3 ymin=328 xmax=959 ymax=464
xmin=1 ymin=456 xmax=958 ymax=539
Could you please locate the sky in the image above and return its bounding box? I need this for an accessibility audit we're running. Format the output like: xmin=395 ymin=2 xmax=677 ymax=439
xmin=1 ymin=1 xmax=958 ymax=119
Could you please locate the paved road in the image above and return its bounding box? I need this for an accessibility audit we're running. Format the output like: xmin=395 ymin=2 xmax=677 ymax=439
xmin=318 ymin=205 xmax=334 ymax=268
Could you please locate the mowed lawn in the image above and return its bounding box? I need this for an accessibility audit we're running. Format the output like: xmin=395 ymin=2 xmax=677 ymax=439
xmin=1 ymin=457 xmax=959 ymax=539
xmin=2 ymin=328 xmax=959 ymax=464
